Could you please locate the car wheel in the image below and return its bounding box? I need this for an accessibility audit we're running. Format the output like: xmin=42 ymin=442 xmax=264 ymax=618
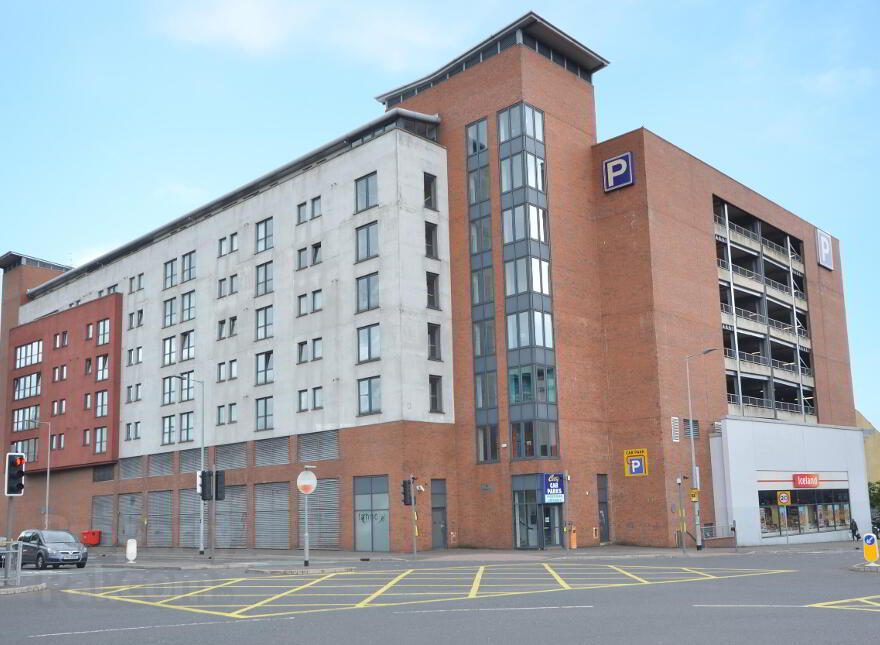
xmin=76 ymin=563 xmax=86 ymax=569
xmin=35 ymin=554 xmax=46 ymax=570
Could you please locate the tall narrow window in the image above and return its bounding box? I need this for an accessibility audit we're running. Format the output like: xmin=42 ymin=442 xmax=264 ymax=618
xmin=355 ymin=172 xmax=378 ymax=212
xmin=163 ymin=298 xmax=176 ymax=327
xmin=97 ymin=319 xmax=110 ymax=345
xmin=425 ymin=222 xmax=438 ymax=259
xmin=180 ymin=330 xmax=195 ymax=360
xmin=311 ymin=196 xmax=322 ymax=219
xmin=358 ymin=324 xmax=380 ymax=362
xmin=297 ymin=202 xmax=308 ymax=224
xmin=163 ymin=259 xmax=177 ymax=289
xmin=357 ymin=273 xmax=379 ymax=312
xmin=162 ymin=336 xmax=177 ymax=366
xmin=181 ymin=250 xmax=196 ymax=281
xmin=256 ymin=396 xmax=273 ymax=430
xmin=427 ymin=323 xmax=441 ymax=360
xmin=424 ymin=173 xmax=437 ymax=209
xmin=477 ymin=425 xmax=499 ymax=463
xmin=426 ymin=272 xmax=440 ymax=309
xmin=358 ymin=376 xmax=381 ymax=414
xmin=356 ymin=221 xmax=379 ymax=261
xmin=429 ymin=375 xmax=443 ymax=413
xmin=255 ymin=261 xmax=273 ymax=296
xmin=181 ymin=291 xmax=195 ymax=321
xmin=256 ymin=217 xmax=273 ymax=252
xmin=161 ymin=416 xmax=175 ymax=445
xmin=256 ymin=306 xmax=273 ymax=340
xmin=179 ymin=412 xmax=194 ymax=442
xmin=256 ymin=351 xmax=274 ymax=384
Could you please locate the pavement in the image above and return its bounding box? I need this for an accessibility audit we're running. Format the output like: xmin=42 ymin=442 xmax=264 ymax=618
xmin=2 ymin=541 xmax=877 ymax=644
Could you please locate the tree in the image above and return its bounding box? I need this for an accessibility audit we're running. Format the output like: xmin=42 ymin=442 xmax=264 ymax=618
xmin=869 ymin=482 xmax=880 ymax=512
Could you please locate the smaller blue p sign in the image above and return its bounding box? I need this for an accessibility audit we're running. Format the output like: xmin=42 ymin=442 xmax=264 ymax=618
xmin=603 ymin=152 xmax=634 ymax=192
xmin=627 ymin=456 xmax=645 ymax=476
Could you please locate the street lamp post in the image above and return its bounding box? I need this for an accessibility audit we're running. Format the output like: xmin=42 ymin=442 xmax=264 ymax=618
xmin=24 ymin=420 xmax=53 ymax=530
xmin=685 ymin=348 xmax=717 ymax=551
xmin=175 ymin=374 xmax=205 ymax=555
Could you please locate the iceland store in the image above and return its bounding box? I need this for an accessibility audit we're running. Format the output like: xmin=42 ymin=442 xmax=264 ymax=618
xmin=710 ymin=417 xmax=871 ymax=546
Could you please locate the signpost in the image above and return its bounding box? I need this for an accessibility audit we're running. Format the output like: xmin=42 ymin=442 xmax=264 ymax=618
xmin=777 ymin=491 xmax=791 ymax=506
xmin=543 ymin=473 xmax=565 ymax=503
xmin=863 ymin=533 xmax=879 ymax=567
xmin=297 ymin=469 xmax=317 ymax=567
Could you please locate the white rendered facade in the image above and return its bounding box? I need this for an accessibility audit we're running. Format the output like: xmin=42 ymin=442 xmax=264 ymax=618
xmin=17 ymin=125 xmax=453 ymax=458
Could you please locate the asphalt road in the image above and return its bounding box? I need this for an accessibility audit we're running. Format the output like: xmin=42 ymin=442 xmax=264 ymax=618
xmin=2 ymin=549 xmax=879 ymax=645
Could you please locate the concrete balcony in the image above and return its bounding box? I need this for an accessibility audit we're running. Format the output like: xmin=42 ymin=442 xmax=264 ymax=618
xmin=768 ymin=319 xmax=811 ymax=349
xmin=721 ymin=303 xmax=768 ymax=336
xmin=725 ymin=348 xmax=772 ymax=378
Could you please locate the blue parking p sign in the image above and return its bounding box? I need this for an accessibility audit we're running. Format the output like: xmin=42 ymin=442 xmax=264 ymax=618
xmin=624 ymin=448 xmax=648 ymax=477
xmin=603 ymin=152 xmax=634 ymax=192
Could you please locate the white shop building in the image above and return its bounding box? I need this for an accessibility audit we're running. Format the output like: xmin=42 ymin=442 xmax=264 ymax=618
xmin=710 ymin=417 xmax=871 ymax=546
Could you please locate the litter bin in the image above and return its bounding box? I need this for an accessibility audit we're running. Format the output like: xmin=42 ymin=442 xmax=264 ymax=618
xmin=81 ymin=530 xmax=101 ymax=546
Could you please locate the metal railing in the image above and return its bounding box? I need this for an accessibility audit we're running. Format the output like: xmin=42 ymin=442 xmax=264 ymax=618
xmin=790 ymin=251 xmax=803 ymax=264
xmin=793 ymin=288 xmax=806 ymax=301
xmin=724 ymin=347 xmax=770 ymax=366
xmin=764 ymin=275 xmax=791 ymax=295
xmin=731 ymin=263 xmax=762 ymax=282
xmin=728 ymin=221 xmax=761 ymax=243
xmin=761 ymin=237 xmax=788 ymax=256
xmin=717 ymin=258 xmax=729 ymax=270
xmin=727 ymin=394 xmax=817 ymax=416
xmin=767 ymin=317 xmax=795 ymax=334
xmin=2 ymin=542 xmax=23 ymax=587
xmin=721 ymin=303 xmax=767 ymax=325
xmin=713 ymin=213 xmax=726 ymax=226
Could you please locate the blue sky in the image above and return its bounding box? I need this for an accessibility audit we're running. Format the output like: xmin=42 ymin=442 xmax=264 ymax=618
xmin=2 ymin=1 xmax=877 ymax=422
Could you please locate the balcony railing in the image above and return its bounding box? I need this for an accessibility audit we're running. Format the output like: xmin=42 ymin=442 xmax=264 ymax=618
xmin=724 ymin=347 xmax=770 ymax=366
xmin=721 ymin=303 xmax=767 ymax=325
xmin=714 ymin=213 xmax=726 ymax=226
xmin=728 ymin=394 xmax=816 ymax=415
xmin=717 ymin=258 xmax=729 ymax=270
xmin=714 ymin=213 xmax=803 ymax=264
xmin=793 ymin=288 xmax=806 ymax=301
xmin=764 ymin=275 xmax=791 ymax=295
xmin=728 ymin=221 xmax=761 ymax=243
xmin=731 ymin=263 xmax=762 ymax=282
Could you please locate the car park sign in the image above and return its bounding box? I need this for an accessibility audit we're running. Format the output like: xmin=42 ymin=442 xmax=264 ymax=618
xmin=603 ymin=152 xmax=634 ymax=192
xmin=624 ymin=449 xmax=648 ymax=477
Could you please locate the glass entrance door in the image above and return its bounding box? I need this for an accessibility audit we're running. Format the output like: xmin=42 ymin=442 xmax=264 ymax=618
xmin=514 ymin=490 xmax=539 ymax=548
xmin=543 ymin=504 xmax=562 ymax=547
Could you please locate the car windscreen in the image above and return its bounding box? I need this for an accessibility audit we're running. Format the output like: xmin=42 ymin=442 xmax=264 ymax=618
xmin=42 ymin=531 xmax=76 ymax=543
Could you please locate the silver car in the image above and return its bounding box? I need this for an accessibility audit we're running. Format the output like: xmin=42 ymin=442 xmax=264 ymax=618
xmin=17 ymin=529 xmax=88 ymax=569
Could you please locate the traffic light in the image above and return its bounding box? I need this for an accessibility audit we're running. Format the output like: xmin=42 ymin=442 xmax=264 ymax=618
xmin=214 ymin=470 xmax=225 ymax=501
xmin=401 ymin=479 xmax=412 ymax=506
xmin=5 ymin=453 xmax=26 ymax=496
xmin=197 ymin=470 xmax=213 ymax=501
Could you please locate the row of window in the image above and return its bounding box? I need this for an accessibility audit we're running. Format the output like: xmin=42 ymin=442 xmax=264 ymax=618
xmin=506 ymin=311 xmax=555 ymax=350
xmin=10 ymin=426 xmax=108 ymax=461
xmin=161 ymin=332 xmax=195 ymax=366
xmin=297 ymin=196 xmax=322 ymax=224
xmin=12 ymin=405 xmax=40 ymax=432
xmin=475 ymin=420 xmax=558 ymax=463
xmin=163 ymin=250 xmax=196 ymax=289
xmin=14 ymin=340 xmax=43 ymax=369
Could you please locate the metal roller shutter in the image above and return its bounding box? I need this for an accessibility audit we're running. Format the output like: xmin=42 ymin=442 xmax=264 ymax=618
xmin=147 ymin=490 xmax=173 ymax=547
xmin=298 ymin=478 xmax=340 ymax=549
xmin=119 ymin=457 xmax=144 ymax=480
xmin=297 ymin=430 xmax=339 ymax=462
xmin=216 ymin=485 xmax=247 ymax=548
xmin=118 ymin=493 xmax=143 ymax=545
xmin=216 ymin=442 xmax=247 ymax=470
xmin=149 ymin=453 xmax=173 ymax=477
xmin=91 ymin=495 xmax=113 ymax=545
xmin=255 ymin=437 xmax=289 ymax=467
xmin=255 ymin=482 xmax=290 ymax=549
xmin=180 ymin=448 xmax=201 ymax=473
xmin=179 ymin=488 xmax=203 ymax=548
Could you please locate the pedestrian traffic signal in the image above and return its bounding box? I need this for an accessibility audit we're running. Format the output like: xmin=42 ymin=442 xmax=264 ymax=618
xmin=401 ymin=479 xmax=412 ymax=505
xmin=5 ymin=453 xmax=26 ymax=496
xmin=197 ymin=470 xmax=213 ymax=501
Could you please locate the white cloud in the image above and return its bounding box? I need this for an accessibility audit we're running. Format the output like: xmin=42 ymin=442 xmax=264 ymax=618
xmin=800 ymin=66 xmax=875 ymax=98
xmin=156 ymin=0 xmax=473 ymax=71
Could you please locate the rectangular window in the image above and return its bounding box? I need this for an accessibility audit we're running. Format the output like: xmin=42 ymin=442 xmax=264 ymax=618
xmin=179 ymin=412 xmax=194 ymax=442
xmin=13 ymin=373 xmax=41 ymax=400
xmin=297 ymin=202 xmax=308 ymax=224
xmin=297 ymin=248 xmax=308 ymax=270
xmin=14 ymin=340 xmax=43 ymax=368
xmin=311 ymin=196 xmax=322 ymax=219
xmin=181 ymin=250 xmax=196 ymax=282
xmin=297 ymin=341 xmax=308 ymax=364
xmin=95 ymin=390 xmax=108 ymax=417
xmin=471 ymin=267 xmax=494 ymax=305
xmin=358 ymin=376 xmax=381 ymax=414
xmin=356 ymin=221 xmax=379 ymax=261
xmin=355 ymin=172 xmax=378 ymax=212
xmin=256 ymin=306 xmax=273 ymax=340
xmin=162 ymin=336 xmax=177 ymax=366
xmin=358 ymin=324 xmax=380 ymax=362
xmin=230 ymin=232 xmax=238 ymax=251
xmin=428 ymin=323 xmax=441 ymax=360
xmin=424 ymin=173 xmax=437 ymax=209
xmin=297 ymin=294 xmax=308 ymax=316
xmin=179 ymin=371 xmax=194 ymax=401
xmin=94 ymin=427 xmax=107 ymax=454
xmin=162 ymin=376 xmax=175 ymax=405
xmin=217 ymin=361 xmax=227 ymax=382
xmin=163 ymin=298 xmax=176 ymax=327
xmin=506 ymin=312 xmax=532 ymax=350
xmin=129 ymin=276 xmax=136 ymax=293
xmin=425 ymin=222 xmax=438 ymax=258
xmin=125 ymin=422 xmax=141 ymax=440
xmin=181 ymin=291 xmax=195 ymax=321
xmin=255 ymin=261 xmax=273 ymax=296
xmin=475 ymin=372 xmax=497 ymax=409
xmin=312 ymin=386 xmax=323 ymax=409
xmin=512 ymin=421 xmax=558 ymax=459
xmin=218 ymin=236 xmax=228 ymax=256
xmin=86 ymin=323 xmax=94 ymax=340
xmin=217 ymin=404 xmax=227 ymax=425
xmin=229 ymin=402 xmax=238 ymax=423
xmin=229 ymin=273 xmax=238 ymax=294
xmin=504 ymin=258 xmax=528 ymax=296
xmin=426 ymin=272 xmax=440 ymax=309
xmin=298 ymin=389 xmax=309 ymax=412
xmin=469 ymin=217 xmax=491 ymax=254
xmin=256 ymin=217 xmax=273 ymax=252
xmin=311 ymin=242 xmax=322 ymax=265
xmin=312 ymin=337 xmax=323 ymax=360
xmin=535 ymin=366 xmax=557 ymax=403
xmin=96 ymin=354 xmax=109 ymax=381
xmin=467 ymin=119 xmax=488 ymax=155
xmin=429 ymin=375 xmax=443 ymax=413
xmin=256 ymin=350 xmax=274 ymax=384
xmin=161 ymin=416 xmax=175 ymax=445
xmin=97 ymin=319 xmax=110 ymax=345
xmin=163 ymin=259 xmax=177 ymax=289
xmin=83 ymin=429 xmax=90 ymax=446
xmin=256 ymin=396 xmax=273 ymax=431
xmin=180 ymin=330 xmax=195 ymax=360
xmin=468 ymin=166 xmax=489 ymax=204
xmin=357 ymin=273 xmax=379 ymax=312
xmin=477 ymin=425 xmax=499 ymax=463
xmin=312 ymin=289 xmax=323 ymax=312
xmin=217 ymin=277 xmax=227 ymax=298
xmin=12 ymin=405 xmax=40 ymax=431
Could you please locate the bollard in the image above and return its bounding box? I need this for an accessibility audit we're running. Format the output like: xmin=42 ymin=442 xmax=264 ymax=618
xmin=126 ymin=539 xmax=137 ymax=563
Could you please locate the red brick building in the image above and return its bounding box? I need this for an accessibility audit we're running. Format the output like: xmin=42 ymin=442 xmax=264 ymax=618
xmin=1 ymin=13 xmax=862 ymax=551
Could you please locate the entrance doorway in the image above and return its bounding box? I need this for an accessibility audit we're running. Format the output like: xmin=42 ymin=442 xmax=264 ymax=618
xmin=513 ymin=490 xmax=562 ymax=549
xmin=431 ymin=479 xmax=447 ymax=549
xmin=597 ymin=474 xmax=610 ymax=543
xmin=543 ymin=504 xmax=562 ymax=547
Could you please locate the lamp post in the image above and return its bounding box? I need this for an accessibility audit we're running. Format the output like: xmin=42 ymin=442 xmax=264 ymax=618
xmin=174 ymin=374 xmax=205 ymax=555
xmin=685 ymin=348 xmax=717 ymax=551
xmin=34 ymin=421 xmax=53 ymax=531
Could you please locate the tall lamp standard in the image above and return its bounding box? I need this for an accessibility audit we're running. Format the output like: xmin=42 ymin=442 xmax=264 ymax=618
xmin=685 ymin=347 xmax=717 ymax=551
xmin=27 ymin=420 xmax=53 ymax=531
xmin=174 ymin=374 xmax=205 ymax=555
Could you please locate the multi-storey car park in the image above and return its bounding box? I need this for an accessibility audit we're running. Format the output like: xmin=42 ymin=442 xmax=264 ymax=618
xmin=0 ymin=13 xmax=869 ymax=551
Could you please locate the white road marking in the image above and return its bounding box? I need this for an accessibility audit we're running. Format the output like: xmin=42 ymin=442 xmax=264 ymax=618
xmin=693 ymin=604 xmax=807 ymax=608
xmin=28 ymin=616 xmax=296 ymax=638
xmin=393 ymin=605 xmax=593 ymax=614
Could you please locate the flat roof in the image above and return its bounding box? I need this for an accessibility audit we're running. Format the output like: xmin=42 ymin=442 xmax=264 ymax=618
xmin=0 ymin=251 xmax=70 ymax=273
xmin=376 ymin=11 xmax=609 ymax=105
xmin=23 ymin=108 xmax=440 ymax=300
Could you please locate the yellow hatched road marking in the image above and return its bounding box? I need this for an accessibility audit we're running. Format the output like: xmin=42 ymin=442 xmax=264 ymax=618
xmin=607 ymin=565 xmax=650 ymax=584
xmin=228 ymin=573 xmax=338 ymax=617
xmin=469 ymin=566 xmax=485 ymax=598
xmin=542 ymin=563 xmax=572 ymax=590
xmin=678 ymin=568 xmax=716 ymax=579
xmin=158 ymin=578 xmax=245 ymax=605
xmin=356 ymin=569 xmax=414 ymax=607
